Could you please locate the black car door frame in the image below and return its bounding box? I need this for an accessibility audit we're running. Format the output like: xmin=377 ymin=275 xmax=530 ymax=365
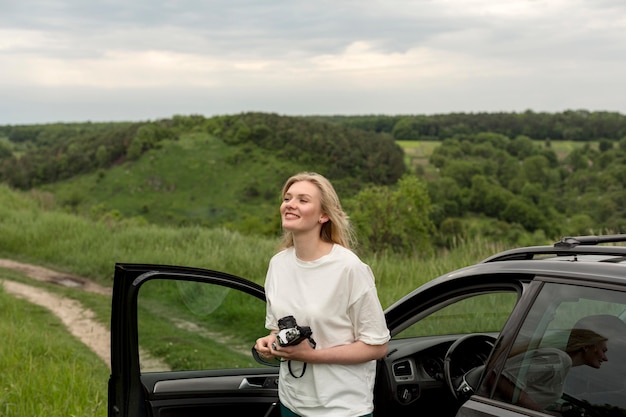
xmin=108 ymin=263 xmax=279 ymax=417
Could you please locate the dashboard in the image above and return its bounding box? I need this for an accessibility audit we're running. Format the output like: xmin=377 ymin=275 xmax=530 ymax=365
xmin=375 ymin=333 xmax=497 ymax=416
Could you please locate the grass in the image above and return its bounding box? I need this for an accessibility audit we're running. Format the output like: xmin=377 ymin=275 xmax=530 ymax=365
xmin=0 ymin=284 xmax=109 ymax=417
xmin=0 ymin=182 xmax=518 ymax=312
xmin=547 ymin=140 xmax=598 ymax=161
xmin=396 ymin=139 xmax=597 ymax=170
xmin=397 ymin=140 xmax=441 ymax=179
xmin=0 ymin=183 xmax=513 ymax=302
xmin=0 ymin=183 xmax=276 ymax=287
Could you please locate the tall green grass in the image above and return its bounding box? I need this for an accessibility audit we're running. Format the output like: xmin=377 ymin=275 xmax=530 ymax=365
xmin=0 ymin=285 xmax=109 ymax=417
xmin=0 ymin=184 xmax=276 ymax=287
xmin=0 ymin=183 xmax=510 ymax=295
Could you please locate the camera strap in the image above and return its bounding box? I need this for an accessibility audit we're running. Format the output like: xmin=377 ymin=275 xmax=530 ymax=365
xmin=286 ymin=337 xmax=316 ymax=378
xmin=287 ymin=360 xmax=307 ymax=378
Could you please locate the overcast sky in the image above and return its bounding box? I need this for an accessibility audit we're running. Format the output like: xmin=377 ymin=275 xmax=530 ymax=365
xmin=1 ymin=0 xmax=625 ymax=125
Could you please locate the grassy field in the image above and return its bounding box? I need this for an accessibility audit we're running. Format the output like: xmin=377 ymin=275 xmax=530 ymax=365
xmin=398 ymin=139 xmax=596 ymax=166
xmin=0 ymin=183 xmax=515 ymax=304
xmin=0 ymin=276 xmax=109 ymax=417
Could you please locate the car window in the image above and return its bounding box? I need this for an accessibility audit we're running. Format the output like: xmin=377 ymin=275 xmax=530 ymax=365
xmin=489 ymin=282 xmax=626 ymax=415
xmin=136 ymin=278 xmax=269 ymax=372
xmin=395 ymin=292 xmax=518 ymax=338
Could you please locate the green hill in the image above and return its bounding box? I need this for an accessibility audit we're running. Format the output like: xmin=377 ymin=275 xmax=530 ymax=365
xmin=8 ymin=113 xmax=406 ymax=236
xmin=41 ymin=132 xmax=295 ymax=235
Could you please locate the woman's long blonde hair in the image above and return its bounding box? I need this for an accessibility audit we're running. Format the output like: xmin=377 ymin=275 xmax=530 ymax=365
xmin=277 ymin=172 xmax=356 ymax=251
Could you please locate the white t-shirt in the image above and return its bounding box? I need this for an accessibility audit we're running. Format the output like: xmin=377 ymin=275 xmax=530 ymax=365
xmin=264 ymin=244 xmax=390 ymax=417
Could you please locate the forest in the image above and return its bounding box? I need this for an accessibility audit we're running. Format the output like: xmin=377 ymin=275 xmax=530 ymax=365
xmin=0 ymin=110 xmax=625 ymax=255
xmin=310 ymin=109 xmax=626 ymax=141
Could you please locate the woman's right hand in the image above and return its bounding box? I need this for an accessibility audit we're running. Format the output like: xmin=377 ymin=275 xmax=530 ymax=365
xmin=254 ymin=334 xmax=277 ymax=359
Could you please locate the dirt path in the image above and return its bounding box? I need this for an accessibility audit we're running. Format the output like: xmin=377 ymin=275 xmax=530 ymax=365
xmin=0 ymin=259 xmax=113 ymax=368
xmin=0 ymin=259 xmax=183 ymax=372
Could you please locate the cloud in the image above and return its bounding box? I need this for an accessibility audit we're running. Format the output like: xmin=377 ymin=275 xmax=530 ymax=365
xmin=1 ymin=0 xmax=625 ymax=124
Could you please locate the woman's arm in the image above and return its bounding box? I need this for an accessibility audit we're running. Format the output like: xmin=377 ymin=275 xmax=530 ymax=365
xmin=272 ymin=339 xmax=388 ymax=364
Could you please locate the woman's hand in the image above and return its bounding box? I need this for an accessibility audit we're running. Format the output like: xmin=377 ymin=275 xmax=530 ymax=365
xmin=254 ymin=334 xmax=278 ymax=359
xmin=271 ymin=338 xmax=317 ymax=362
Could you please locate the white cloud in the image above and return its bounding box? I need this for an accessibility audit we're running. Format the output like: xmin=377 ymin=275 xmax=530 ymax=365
xmin=0 ymin=0 xmax=625 ymax=124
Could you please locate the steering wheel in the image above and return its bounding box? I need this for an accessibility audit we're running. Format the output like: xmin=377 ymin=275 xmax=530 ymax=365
xmin=443 ymin=334 xmax=496 ymax=401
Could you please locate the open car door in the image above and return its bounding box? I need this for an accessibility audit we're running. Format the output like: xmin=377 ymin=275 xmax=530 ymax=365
xmin=108 ymin=263 xmax=280 ymax=417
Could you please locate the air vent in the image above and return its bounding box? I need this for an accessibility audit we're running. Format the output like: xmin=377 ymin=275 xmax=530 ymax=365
xmin=393 ymin=360 xmax=414 ymax=381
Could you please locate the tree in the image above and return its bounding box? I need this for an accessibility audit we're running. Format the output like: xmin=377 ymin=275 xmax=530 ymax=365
xmin=599 ymin=139 xmax=614 ymax=152
xmin=441 ymin=160 xmax=484 ymax=188
xmin=501 ymin=198 xmax=549 ymax=233
xmin=507 ymin=136 xmax=536 ymax=159
xmin=126 ymin=123 xmax=175 ymax=160
xmin=564 ymin=148 xmax=590 ymax=172
xmin=0 ymin=140 xmax=12 ymax=159
xmin=95 ymin=145 xmax=110 ymax=168
xmin=469 ymin=175 xmax=513 ymax=217
xmin=391 ymin=116 xmax=438 ymax=140
xmin=521 ymin=155 xmax=551 ymax=188
xmin=349 ymin=175 xmax=434 ymax=254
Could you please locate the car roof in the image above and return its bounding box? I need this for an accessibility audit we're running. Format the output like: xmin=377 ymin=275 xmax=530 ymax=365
xmin=481 ymin=234 xmax=626 ymax=264
xmin=456 ymin=234 xmax=626 ymax=286
xmin=385 ymin=234 xmax=626 ymax=327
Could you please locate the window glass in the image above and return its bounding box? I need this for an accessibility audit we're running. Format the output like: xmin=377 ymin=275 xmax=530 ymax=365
xmin=137 ymin=278 xmax=268 ymax=372
xmin=396 ymin=292 xmax=518 ymax=338
xmin=491 ymin=282 xmax=626 ymax=415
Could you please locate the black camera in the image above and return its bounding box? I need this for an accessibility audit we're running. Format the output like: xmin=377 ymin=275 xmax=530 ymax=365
xmin=275 ymin=315 xmax=314 ymax=347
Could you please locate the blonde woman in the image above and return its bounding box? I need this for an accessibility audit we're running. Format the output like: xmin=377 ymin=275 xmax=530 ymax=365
xmin=254 ymin=172 xmax=390 ymax=417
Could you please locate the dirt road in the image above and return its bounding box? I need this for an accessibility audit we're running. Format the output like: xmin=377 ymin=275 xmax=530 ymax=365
xmin=0 ymin=259 xmax=112 ymax=367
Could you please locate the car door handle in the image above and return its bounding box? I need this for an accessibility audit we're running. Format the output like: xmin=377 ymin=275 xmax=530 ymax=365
xmin=239 ymin=376 xmax=279 ymax=389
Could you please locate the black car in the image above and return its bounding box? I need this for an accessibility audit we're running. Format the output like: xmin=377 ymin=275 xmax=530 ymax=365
xmin=108 ymin=234 xmax=626 ymax=417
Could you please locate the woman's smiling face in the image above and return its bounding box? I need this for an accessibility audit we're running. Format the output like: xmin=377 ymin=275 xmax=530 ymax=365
xmin=583 ymin=340 xmax=608 ymax=368
xmin=280 ymin=180 xmax=326 ymax=233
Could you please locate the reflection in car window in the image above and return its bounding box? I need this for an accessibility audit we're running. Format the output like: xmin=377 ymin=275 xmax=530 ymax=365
xmin=396 ymin=292 xmax=518 ymax=338
xmin=490 ymin=282 xmax=626 ymax=415
xmin=137 ymin=278 xmax=269 ymax=372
